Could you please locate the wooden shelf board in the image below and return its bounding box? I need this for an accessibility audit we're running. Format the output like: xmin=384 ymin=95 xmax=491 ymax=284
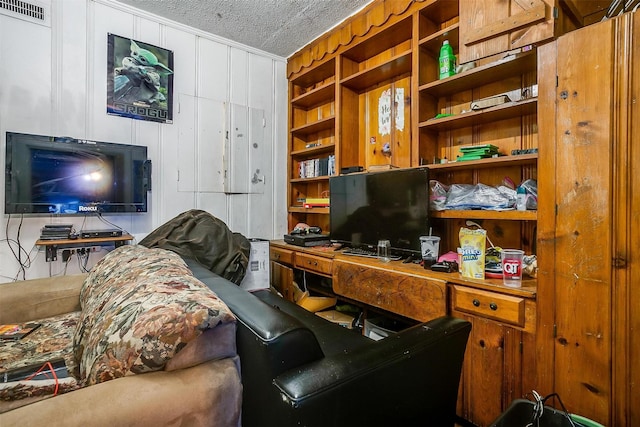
xmin=430 ymin=210 xmax=537 ymax=220
xmin=419 ymin=98 xmax=538 ymax=131
xmin=289 ymin=206 xmax=330 ymax=214
xmin=291 ymin=143 xmax=336 ymax=158
xmin=36 ymin=234 xmax=133 ymax=246
xmin=291 ymin=82 xmax=335 ymax=109
xmin=427 ymin=153 xmax=538 ymax=170
xmin=291 ymin=116 xmax=335 ymax=136
xmin=290 ymin=176 xmax=331 ymax=184
xmin=419 ymin=49 xmax=537 ymax=97
xmin=340 ymin=50 xmax=412 ymax=92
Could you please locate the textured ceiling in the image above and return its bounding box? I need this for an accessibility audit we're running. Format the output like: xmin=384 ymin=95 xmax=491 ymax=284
xmin=116 ymin=0 xmax=373 ymax=58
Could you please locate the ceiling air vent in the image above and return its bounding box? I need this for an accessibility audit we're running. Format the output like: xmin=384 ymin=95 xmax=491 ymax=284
xmin=0 ymin=0 xmax=50 ymax=27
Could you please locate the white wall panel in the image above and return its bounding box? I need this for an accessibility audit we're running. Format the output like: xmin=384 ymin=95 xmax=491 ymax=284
xmin=198 ymin=38 xmax=228 ymax=101
xmin=273 ymin=60 xmax=289 ymax=237
xmin=177 ymin=93 xmax=197 ymax=192
xmin=0 ymin=16 xmax=53 ymax=134
xmin=164 ymin=26 xmax=197 ymax=98
xmin=56 ymin=1 xmax=87 ymax=136
xmin=197 ymin=192 xmax=229 ymax=224
xmin=229 ymin=48 xmax=248 ymax=105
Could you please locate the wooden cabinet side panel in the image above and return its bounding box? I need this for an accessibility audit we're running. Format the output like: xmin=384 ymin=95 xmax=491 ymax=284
xmin=535 ymin=40 xmax=558 ymax=398
xmin=613 ymin=11 xmax=640 ymax=427
xmin=271 ymin=261 xmax=295 ymax=302
xmin=554 ymin=19 xmax=615 ymax=425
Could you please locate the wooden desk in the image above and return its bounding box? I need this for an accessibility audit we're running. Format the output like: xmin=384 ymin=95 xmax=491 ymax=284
xmin=270 ymin=239 xmax=538 ymax=425
xmin=36 ymin=235 xmax=134 ymax=262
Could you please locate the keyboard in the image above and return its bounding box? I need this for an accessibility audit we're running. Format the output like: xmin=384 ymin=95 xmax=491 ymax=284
xmin=341 ymin=247 xmax=403 ymax=261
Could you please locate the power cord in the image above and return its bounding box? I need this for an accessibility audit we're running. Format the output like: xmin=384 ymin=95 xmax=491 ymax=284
xmin=4 ymin=214 xmax=32 ymax=280
xmin=525 ymin=390 xmax=577 ymax=427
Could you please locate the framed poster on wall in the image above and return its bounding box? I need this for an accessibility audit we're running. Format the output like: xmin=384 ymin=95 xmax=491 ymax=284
xmin=107 ymin=34 xmax=174 ymax=123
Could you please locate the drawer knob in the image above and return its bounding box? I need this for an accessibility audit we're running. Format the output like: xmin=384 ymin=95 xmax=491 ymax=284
xmin=473 ymin=299 xmax=480 ymax=307
xmin=489 ymin=302 xmax=498 ymax=311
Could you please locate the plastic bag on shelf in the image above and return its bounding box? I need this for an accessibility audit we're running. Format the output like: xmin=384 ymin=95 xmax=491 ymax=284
xmin=519 ymin=179 xmax=538 ymax=210
xmin=445 ymin=183 xmax=516 ymax=210
xmin=429 ymin=180 xmax=449 ymax=211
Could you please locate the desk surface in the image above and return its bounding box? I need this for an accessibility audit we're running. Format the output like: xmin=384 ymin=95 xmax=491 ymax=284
xmin=270 ymin=239 xmax=536 ymax=299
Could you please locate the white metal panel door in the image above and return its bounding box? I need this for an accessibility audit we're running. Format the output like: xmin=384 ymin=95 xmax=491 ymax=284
xmin=197 ymin=97 xmax=225 ymax=192
xmin=225 ymin=103 xmax=248 ymax=193
xmin=248 ymin=107 xmax=266 ymax=194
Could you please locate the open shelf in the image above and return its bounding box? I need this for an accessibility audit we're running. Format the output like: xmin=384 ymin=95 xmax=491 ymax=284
xmin=419 ymin=23 xmax=460 ymax=55
xmin=291 ymin=58 xmax=335 ymax=87
xmin=290 ymin=176 xmax=331 ymax=184
xmin=340 ymin=50 xmax=412 ymax=92
xmin=291 ymin=81 xmax=335 ymax=109
xmin=289 ymin=206 xmax=331 ymax=214
xmin=290 ymin=116 xmax=336 ymax=136
xmin=341 ymin=16 xmax=412 ymax=63
xmin=427 ymin=153 xmax=538 ymax=170
xmin=419 ymin=98 xmax=537 ymax=131
xmin=291 ymin=143 xmax=336 ymax=157
xmin=419 ymin=49 xmax=537 ymax=97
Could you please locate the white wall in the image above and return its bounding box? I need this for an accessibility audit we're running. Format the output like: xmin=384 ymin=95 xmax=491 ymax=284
xmin=0 ymin=0 xmax=288 ymax=282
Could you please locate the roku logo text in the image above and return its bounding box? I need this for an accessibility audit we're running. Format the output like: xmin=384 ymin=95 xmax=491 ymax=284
xmin=79 ymin=206 xmax=98 ymax=212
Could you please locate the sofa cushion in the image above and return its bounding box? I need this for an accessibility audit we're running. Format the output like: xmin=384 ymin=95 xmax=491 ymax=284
xmin=73 ymin=245 xmax=236 ymax=386
xmin=0 ymin=311 xmax=81 ymax=412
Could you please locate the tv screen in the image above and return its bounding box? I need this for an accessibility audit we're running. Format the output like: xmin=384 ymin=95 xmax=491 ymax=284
xmin=5 ymin=132 xmax=150 ymax=215
xmin=329 ymin=167 xmax=429 ymax=256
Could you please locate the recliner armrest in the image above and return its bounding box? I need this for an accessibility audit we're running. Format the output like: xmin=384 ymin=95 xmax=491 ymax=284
xmin=273 ymin=316 xmax=471 ymax=427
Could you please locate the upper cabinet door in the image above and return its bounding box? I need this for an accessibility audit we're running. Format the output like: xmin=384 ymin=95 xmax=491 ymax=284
xmin=458 ymin=0 xmax=555 ymax=63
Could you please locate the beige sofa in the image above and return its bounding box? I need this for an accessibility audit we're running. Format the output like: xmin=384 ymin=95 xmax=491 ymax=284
xmin=0 ymin=246 xmax=243 ymax=427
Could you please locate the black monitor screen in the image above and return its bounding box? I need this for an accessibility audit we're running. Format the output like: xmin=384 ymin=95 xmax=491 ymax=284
xmin=329 ymin=167 xmax=429 ymax=255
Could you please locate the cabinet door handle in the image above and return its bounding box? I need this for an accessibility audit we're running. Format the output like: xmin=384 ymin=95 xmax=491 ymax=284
xmin=473 ymin=299 xmax=480 ymax=307
xmin=489 ymin=302 xmax=498 ymax=311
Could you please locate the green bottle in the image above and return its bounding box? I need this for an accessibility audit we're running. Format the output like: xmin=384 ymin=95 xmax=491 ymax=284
xmin=438 ymin=40 xmax=456 ymax=79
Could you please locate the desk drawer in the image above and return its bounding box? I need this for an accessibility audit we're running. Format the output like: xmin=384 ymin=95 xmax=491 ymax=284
xmin=295 ymin=253 xmax=333 ymax=276
xmin=270 ymin=246 xmax=294 ymax=265
xmin=333 ymin=259 xmax=447 ymax=322
xmin=452 ymin=285 xmax=525 ymax=327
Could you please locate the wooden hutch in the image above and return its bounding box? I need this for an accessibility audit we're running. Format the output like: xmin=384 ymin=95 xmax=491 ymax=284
xmin=277 ymin=1 xmax=639 ymax=425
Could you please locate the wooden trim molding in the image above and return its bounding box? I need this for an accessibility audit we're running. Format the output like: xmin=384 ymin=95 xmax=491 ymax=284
xmin=287 ymin=0 xmax=425 ymax=78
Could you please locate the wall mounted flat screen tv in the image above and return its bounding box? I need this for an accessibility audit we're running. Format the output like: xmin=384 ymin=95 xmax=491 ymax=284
xmin=5 ymin=132 xmax=151 ymax=215
xmin=329 ymin=167 xmax=429 ymax=256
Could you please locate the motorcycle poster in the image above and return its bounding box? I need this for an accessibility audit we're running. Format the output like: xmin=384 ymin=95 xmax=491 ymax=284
xmin=107 ymin=34 xmax=174 ymax=123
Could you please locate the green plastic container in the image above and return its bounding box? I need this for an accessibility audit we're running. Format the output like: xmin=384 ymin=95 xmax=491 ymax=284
xmin=438 ymin=40 xmax=456 ymax=79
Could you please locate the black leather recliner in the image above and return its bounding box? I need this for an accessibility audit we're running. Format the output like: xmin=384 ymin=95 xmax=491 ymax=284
xmin=185 ymin=258 xmax=471 ymax=427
